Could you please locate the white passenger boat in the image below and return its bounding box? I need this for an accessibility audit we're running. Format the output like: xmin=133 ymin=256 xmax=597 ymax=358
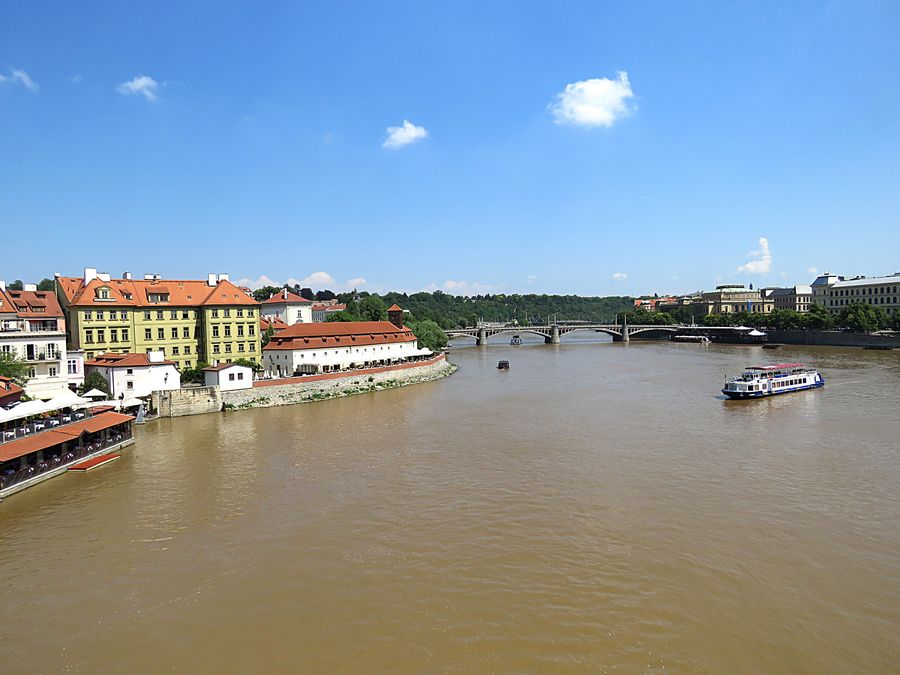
xmin=722 ymin=362 xmax=824 ymax=399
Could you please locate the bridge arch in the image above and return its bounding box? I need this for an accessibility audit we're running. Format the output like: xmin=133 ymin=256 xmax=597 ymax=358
xmin=628 ymin=326 xmax=679 ymax=338
xmin=557 ymin=326 xmax=621 ymax=340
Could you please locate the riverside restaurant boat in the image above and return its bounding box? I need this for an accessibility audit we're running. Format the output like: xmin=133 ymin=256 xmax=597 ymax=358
xmin=722 ymin=362 xmax=824 ymax=400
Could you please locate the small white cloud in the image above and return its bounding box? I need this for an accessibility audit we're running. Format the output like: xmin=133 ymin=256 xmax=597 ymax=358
xmin=807 ymin=266 xmax=819 ymax=275
xmin=423 ymin=280 xmax=498 ymax=296
xmin=70 ymin=74 xmax=82 ymax=84
xmin=0 ymin=67 xmax=39 ymax=91
xmin=527 ymin=275 xmax=537 ymax=284
xmin=345 ymin=277 xmax=367 ymax=288
xmin=236 ymin=272 xmax=367 ymax=293
xmin=383 ymin=119 xmax=428 ymax=149
xmin=550 ymin=71 xmax=635 ymax=128
xmin=117 ymin=75 xmax=159 ymax=101
xmin=737 ymin=237 xmax=772 ymax=275
xmin=612 ymin=272 xmax=628 ymax=280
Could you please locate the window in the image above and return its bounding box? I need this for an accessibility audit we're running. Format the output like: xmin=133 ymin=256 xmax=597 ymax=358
xmin=212 ymin=309 xmax=219 ymax=318
xmin=67 ymin=359 xmax=78 ymax=374
xmin=126 ymin=368 xmax=133 ymax=375
xmin=28 ymin=367 xmax=36 ymax=378
xmin=49 ymin=366 xmax=57 ymax=377
xmin=85 ymin=311 xmax=93 ymax=321
xmin=182 ymin=310 xmax=190 ymax=320
xmin=86 ymin=351 xmax=93 ymax=359
xmin=229 ymin=373 xmax=235 ymax=381
xmin=237 ymin=309 xmax=244 ymax=317
xmin=183 ymin=326 xmax=190 ymax=338
xmin=249 ymin=324 xmax=255 ymax=336
xmin=157 ymin=328 xmax=164 ymax=339
xmin=184 ymin=361 xmax=191 ymax=368
xmin=238 ymin=372 xmax=244 ymax=380
xmin=126 ymin=381 xmax=134 ymax=390
xmin=97 ymin=310 xmax=104 ymax=321
xmin=238 ymin=342 xmax=245 ymax=352
xmin=122 ymin=329 xmax=129 ymax=341
xmin=85 ymin=329 xmax=94 ymax=344
xmin=184 ymin=346 xmax=191 ymax=354
xmin=171 ymin=327 xmax=178 ymax=339
xmin=145 ymin=311 xmax=151 ymax=320
xmin=213 ymin=344 xmax=220 ymax=354
xmin=111 ymin=329 xmax=118 ymax=342
xmin=171 ymin=310 xmax=178 ymax=319
xmin=224 ymin=325 xmax=231 ymax=337
xmin=238 ymin=325 xmax=244 ymax=337
xmin=224 ymin=309 xmax=231 ymax=317
xmin=213 ymin=326 xmax=220 ymax=338
xmin=156 ymin=310 xmax=164 ymax=320
xmin=172 ymin=346 xmax=179 ymax=355
xmin=120 ymin=311 xmax=128 ymax=321
xmin=145 ymin=328 xmax=152 ymax=340
xmin=225 ymin=343 xmax=232 ymax=353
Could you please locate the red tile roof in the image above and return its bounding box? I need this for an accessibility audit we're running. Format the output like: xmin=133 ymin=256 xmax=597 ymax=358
xmin=0 ymin=412 xmax=134 ymax=463
xmin=311 ymin=303 xmax=346 ymax=311
xmin=0 ymin=376 xmax=24 ymax=406
xmin=202 ymin=363 xmax=251 ymax=372
xmin=261 ymin=290 xmax=312 ymax=304
xmin=260 ymin=316 xmax=288 ymax=332
xmin=85 ymin=353 xmax=176 ymax=368
xmin=388 ymin=304 xmax=403 ymax=312
xmin=2 ymin=290 xmax=64 ymax=318
xmin=263 ymin=320 xmax=417 ymax=351
xmin=57 ymin=276 xmax=260 ymax=308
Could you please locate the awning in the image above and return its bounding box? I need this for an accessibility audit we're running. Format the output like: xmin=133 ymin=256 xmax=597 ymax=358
xmin=82 ymin=388 xmax=107 ymax=398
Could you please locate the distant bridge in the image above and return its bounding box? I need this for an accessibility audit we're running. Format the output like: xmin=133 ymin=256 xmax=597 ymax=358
xmin=445 ymin=320 xmax=685 ymax=345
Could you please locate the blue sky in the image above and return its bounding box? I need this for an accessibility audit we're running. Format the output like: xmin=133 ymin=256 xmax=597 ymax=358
xmin=1 ymin=1 xmax=898 ymax=296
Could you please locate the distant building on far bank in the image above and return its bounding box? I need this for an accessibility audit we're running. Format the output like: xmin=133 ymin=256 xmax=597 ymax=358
xmin=699 ymin=285 xmax=773 ymax=315
xmin=633 ymin=297 xmax=676 ymax=312
xmin=762 ymin=285 xmax=813 ymax=312
xmin=311 ymin=303 xmax=346 ymax=322
xmin=819 ymin=273 xmax=900 ymax=314
xmin=260 ymin=289 xmax=313 ymax=325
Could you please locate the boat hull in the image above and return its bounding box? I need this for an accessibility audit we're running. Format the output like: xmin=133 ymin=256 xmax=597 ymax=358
xmin=722 ymin=380 xmax=824 ymax=399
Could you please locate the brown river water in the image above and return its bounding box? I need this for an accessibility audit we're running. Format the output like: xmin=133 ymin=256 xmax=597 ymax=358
xmin=2 ymin=337 xmax=899 ymax=673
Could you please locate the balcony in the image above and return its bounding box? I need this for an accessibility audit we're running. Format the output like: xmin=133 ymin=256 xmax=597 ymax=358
xmin=23 ymin=351 xmax=62 ymax=363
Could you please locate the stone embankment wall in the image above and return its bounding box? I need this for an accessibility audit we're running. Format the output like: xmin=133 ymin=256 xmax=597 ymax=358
xmin=152 ymin=385 xmax=224 ymax=418
xmin=223 ymin=355 xmax=454 ymax=410
xmin=152 ymin=355 xmax=454 ymax=417
xmin=766 ymin=330 xmax=900 ymax=348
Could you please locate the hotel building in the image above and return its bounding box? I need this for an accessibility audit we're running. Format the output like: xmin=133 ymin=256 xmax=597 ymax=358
xmin=820 ymin=273 xmax=900 ymax=314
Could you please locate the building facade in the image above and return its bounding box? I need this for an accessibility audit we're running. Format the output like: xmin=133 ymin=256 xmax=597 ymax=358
xmin=698 ymin=285 xmax=774 ymax=315
xmin=85 ymin=352 xmax=181 ymax=398
xmin=311 ymin=303 xmax=346 ymax=322
xmin=263 ymin=320 xmax=432 ymax=377
xmin=763 ymin=285 xmax=814 ymax=312
xmin=57 ymin=269 xmax=262 ymax=370
xmin=0 ymin=282 xmax=70 ymax=399
xmin=260 ymin=290 xmax=313 ymax=325
xmin=822 ymin=274 xmax=900 ymax=314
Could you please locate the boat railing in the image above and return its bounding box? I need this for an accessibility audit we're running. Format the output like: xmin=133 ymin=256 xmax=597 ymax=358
xmin=0 ymin=410 xmax=94 ymax=446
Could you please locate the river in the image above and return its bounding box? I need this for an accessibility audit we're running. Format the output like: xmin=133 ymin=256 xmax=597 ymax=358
xmin=2 ymin=337 xmax=899 ymax=672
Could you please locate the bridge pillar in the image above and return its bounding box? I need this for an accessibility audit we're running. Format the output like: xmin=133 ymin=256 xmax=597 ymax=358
xmin=617 ymin=314 xmax=630 ymax=343
xmin=477 ymin=327 xmax=488 ymax=347
xmin=545 ymin=325 xmax=561 ymax=344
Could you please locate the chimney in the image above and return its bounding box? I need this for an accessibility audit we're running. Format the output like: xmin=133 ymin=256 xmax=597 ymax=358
xmin=123 ymin=271 xmax=132 ymax=280
xmin=283 ymin=288 xmax=288 ymax=300
xmin=147 ymin=350 xmax=165 ymax=364
xmin=218 ymin=273 xmax=229 ymax=282
xmin=24 ymin=283 xmax=37 ymax=292
xmin=0 ymin=280 xmax=5 ymax=291
xmin=84 ymin=267 xmax=97 ymax=285
xmin=207 ymin=273 xmax=217 ymax=287
xmin=98 ymin=273 xmax=111 ymax=282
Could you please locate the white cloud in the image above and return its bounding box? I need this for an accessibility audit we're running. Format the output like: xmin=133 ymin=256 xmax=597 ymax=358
xmin=235 ymin=272 xmax=367 ymax=293
xmin=0 ymin=67 xmax=39 ymax=91
xmin=612 ymin=272 xmax=628 ymax=280
xmin=117 ymin=75 xmax=160 ymax=101
xmin=807 ymin=266 xmax=819 ymax=275
xmin=70 ymin=74 xmax=82 ymax=84
xmin=423 ymin=280 xmax=498 ymax=296
xmin=737 ymin=237 xmax=773 ymax=275
xmin=383 ymin=119 xmax=428 ymax=149
xmin=550 ymin=71 xmax=635 ymax=128
xmin=527 ymin=275 xmax=537 ymax=284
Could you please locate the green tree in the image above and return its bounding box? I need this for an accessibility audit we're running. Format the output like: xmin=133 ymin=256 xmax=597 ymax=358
xmin=181 ymin=361 xmax=209 ymax=384
xmin=261 ymin=323 xmax=276 ymax=346
xmin=7 ymin=280 xmax=23 ymax=291
xmin=252 ymin=286 xmax=281 ymax=302
xmin=0 ymin=352 xmax=31 ymax=386
xmin=839 ymin=302 xmax=882 ymax=332
xmin=78 ymin=371 xmax=110 ymax=396
xmin=806 ymin=303 xmax=835 ymax=330
xmin=358 ymin=296 xmax=387 ymax=321
xmin=410 ymin=319 xmax=448 ymax=352
xmin=37 ymin=278 xmax=56 ymax=291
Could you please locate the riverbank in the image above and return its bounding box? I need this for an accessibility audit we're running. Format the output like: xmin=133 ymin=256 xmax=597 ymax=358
xmin=152 ymin=354 xmax=456 ymax=417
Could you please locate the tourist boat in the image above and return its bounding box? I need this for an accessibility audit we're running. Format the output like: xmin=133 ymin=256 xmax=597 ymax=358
xmin=722 ymin=363 xmax=824 ymax=399
xmin=510 ymin=335 xmax=523 ymax=345
xmin=671 ymin=335 xmax=709 ymax=343
xmin=497 ymin=360 xmax=510 ymax=370
xmin=762 ymin=343 xmax=783 ymax=350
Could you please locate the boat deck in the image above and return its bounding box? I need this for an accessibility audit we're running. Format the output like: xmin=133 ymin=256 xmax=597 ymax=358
xmin=68 ymin=454 xmax=121 ymax=472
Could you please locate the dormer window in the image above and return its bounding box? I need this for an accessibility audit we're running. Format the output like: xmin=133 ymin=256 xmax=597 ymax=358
xmin=95 ymin=286 xmax=111 ymax=300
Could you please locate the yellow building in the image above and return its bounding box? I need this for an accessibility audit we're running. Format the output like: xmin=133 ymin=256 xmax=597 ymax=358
xmin=57 ymin=269 xmax=261 ymax=370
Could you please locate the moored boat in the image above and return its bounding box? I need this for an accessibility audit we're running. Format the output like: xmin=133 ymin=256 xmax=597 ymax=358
xmin=722 ymin=362 xmax=824 ymax=399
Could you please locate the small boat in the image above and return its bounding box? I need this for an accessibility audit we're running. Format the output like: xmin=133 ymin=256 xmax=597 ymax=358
xmin=762 ymin=343 xmax=783 ymax=350
xmin=497 ymin=360 xmax=510 ymax=370
xmin=510 ymin=335 xmax=523 ymax=346
xmin=671 ymin=335 xmax=709 ymax=343
xmin=722 ymin=362 xmax=824 ymax=399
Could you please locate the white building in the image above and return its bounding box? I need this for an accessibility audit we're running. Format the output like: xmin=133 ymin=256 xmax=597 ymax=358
xmin=261 ymin=289 xmax=313 ymax=326
xmin=203 ymin=363 xmax=253 ymax=391
xmin=822 ymin=273 xmax=900 ymax=314
xmin=84 ymin=351 xmax=181 ymax=398
xmin=263 ymin=320 xmax=432 ymax=377
xmin=66 ymin=349 xmax=86 ymax=391
xmin=763 ymin=285 xmax=814 ymax=312
xmin=311 ymin=303 xmax=346 ymax=322
xmin=0 ymin=282 xmax=70 ymax=400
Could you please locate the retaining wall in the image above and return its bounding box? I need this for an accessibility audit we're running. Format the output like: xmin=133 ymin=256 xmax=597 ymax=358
xmin=766 ymin=330 xmax=900 ymax=348
xmin=152 ymin=385 xmax=224 ymax=418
